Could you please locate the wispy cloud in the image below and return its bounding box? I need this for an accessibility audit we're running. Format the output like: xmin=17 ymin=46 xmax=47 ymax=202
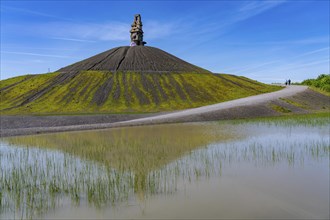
xmin=86 ymin=22 xmax=130 ymax=41
xmin=14 ymin=20 xmax=176 ymax=42
xmin=144 ymin=21 xmax=176 ymax=40
xmin=280 ymin=59 xmax=330 ymax=70
xmin=236 ymin=1 xmax=286 ymax=22
xmin=51 ymin=37 xmax=96 ymax=43
xmin=245 ymin=59 xmax=329 ymax=79
xmin=217 ymin=1 xmax=285 ymax=33
xmin=234 ymin=60 xmax=281 ymax=74
xmin=226 ymin=37 xmax=329 ymax=46
xmin=4 ymin=59 xmax=45 ymax=64
xmin=1 ymin=46 xmax=93 ymax=52
xmin=226 ymin=46 xmax=329 ymax=76
xmin=174 ymin=1 xmax=286 ymax=52
xmin=292 ymin=47 xmax=329 ymax=58
xmin=1 ymin=51 xmax=71 ymax=58
xmin=1 ymin=6 xmax=73 ymax=21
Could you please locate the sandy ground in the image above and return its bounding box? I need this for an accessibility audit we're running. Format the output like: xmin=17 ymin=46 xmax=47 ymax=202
xmin=1 ymin=85 xmax=328 ymax=137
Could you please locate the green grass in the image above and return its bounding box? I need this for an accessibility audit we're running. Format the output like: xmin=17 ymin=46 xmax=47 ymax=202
xmin=279 ymin=98 xmax=308 ymax=109
xmin=270 ymin=104 xmax=292 ymax=113
xmin=308 ymin=86 xmax=330 ymax=96
xmin=0 ymin=75 xmax=32 ymax=89
xmin=0 ymin=71 xmax=281 ymax=115
xmin=229 ymin=112 xmax=330 ymax=126
xmin=0 ymin=72 xmax=60 ymax=110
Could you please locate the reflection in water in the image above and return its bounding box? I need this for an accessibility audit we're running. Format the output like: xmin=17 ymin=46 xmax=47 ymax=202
xmin=0 ymin=119 xmax=329 ymax=219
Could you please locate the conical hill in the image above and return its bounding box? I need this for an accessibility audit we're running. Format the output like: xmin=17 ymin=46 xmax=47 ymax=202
xmin=0 ymin=68 xmax=280 ymax=114
xmin=0 ymin=13 xmax=281 ymax=114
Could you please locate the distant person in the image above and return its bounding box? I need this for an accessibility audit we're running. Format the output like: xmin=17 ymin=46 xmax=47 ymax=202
xmin=285 ymin=80 xmax=288 ymax=85
xmin=288 ymin=79 xmax=291 ymax=85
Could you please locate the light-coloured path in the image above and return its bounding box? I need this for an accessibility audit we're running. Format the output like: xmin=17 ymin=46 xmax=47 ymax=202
xmin=116 ymin=85 xmax=308 ymax=126
xmin=1 ymin=85 xmax=308 ymax=137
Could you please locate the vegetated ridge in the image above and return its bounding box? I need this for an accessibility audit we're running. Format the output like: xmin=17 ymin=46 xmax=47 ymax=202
xmin=0 ymin=46 xmax=280 ymax=114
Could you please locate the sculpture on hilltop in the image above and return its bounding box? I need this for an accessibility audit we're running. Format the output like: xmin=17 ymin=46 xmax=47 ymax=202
xmin=130 ymin=14 xmax=146 ymax=46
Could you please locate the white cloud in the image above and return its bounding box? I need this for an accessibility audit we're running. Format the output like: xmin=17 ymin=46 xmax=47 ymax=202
xmin=236 ymin=1 xmax=286 ymax=22
xmin=280 ymin=59 xmax=330 ymax=71
xmin=245 ymin=59 xmax=329 ymax=80
xmin=229 ymin=47 xmax=329 ymax=75
xmin=213 ymin=1 xmax=286 ymax=33
xmin=173 ymin=1 xmax=287 ymax=51
xmin=96 ymin=22 xmax=129 ymax=41
xmin=1 ymin=6 xmax=73 ymax=21
xmin=234 ymin=60 xmax=281 ymax=74
xmin=225 ymin=37 xmax=329 ymax=46
xmin=10 ymin=21 xmax=130 ymax=42
xmin=144 ymin=21 xmax=175 ymax=39
xmin=13 ymin=20 xmax=176 ymax=43
xmin=1 ymin=51 xmax=72 ymax=58
xmin=292 ymin=47 xmax=329 ymax=58
xmin=51 ymin=37 xmax=96 ymax=43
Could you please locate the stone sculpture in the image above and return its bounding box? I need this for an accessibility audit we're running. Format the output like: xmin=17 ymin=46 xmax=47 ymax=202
xmin=130 ymin=14 xmax=146 ymax=46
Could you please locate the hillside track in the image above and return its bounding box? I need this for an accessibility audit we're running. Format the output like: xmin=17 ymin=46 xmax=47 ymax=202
xmin=2 ymin=85 xmax=327 ymax=137
xmin=116 ymin=85 xmax=308 ymax=125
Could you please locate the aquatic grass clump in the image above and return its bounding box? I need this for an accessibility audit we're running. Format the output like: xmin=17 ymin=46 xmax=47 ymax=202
xmin=229 ymin=112 xmax=330 ymax=127
xmin=0 ymin=146 xmax=140 ymax=219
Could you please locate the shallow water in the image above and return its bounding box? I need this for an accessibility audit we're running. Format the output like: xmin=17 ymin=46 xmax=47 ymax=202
xmin=0 ymin=117 xmax=329 ymax=219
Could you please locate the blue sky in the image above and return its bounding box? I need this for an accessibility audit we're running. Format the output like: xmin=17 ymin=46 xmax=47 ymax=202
xmin=1 ymin=0 xmax=329 ymax=83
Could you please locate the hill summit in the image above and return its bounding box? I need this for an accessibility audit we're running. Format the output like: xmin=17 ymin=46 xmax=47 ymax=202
xmin=58 ymin=46 xmax=209 ymax=74
xmin=59 ymin=14 xmax=208 ymax=74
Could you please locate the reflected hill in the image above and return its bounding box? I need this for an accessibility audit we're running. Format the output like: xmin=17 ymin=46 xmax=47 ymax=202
xmin=5 ymin=123 xmax=239 ymax=171
xmin=4 ymin=122 xmax=241 ymax=193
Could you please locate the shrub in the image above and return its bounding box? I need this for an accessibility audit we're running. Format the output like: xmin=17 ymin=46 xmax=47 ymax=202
xmin=301 ymin=74 xmax=330 ymax=92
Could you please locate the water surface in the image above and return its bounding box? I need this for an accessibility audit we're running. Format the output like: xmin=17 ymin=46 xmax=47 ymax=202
xmin=0 ymin=116 xmax=329 ymax=219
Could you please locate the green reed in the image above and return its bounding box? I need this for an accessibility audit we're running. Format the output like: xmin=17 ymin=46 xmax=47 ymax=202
xmin=229 ymin=112 xmax=329 ymax=126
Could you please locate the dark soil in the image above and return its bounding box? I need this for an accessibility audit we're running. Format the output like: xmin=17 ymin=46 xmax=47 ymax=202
xmin=58 ymin=46 xmax=210 ymax=73
xmin=91 ymin=75 xmax=114 ymax=106
xmin=0 ymin=113 xmax=162 ymax=130
xmin=20 ymin=71 xmax=79 ymax=106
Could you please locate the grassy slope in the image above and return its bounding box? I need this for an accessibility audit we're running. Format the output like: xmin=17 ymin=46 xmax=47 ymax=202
xmin=0 ymin=71 xmax=280 ymax=114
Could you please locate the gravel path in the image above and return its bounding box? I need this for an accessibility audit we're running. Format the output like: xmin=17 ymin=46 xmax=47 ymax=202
xmin=117 ymin=85 xmax=308 ymax=126
xmin=0 ymin=85 xmax=310 ymax=137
